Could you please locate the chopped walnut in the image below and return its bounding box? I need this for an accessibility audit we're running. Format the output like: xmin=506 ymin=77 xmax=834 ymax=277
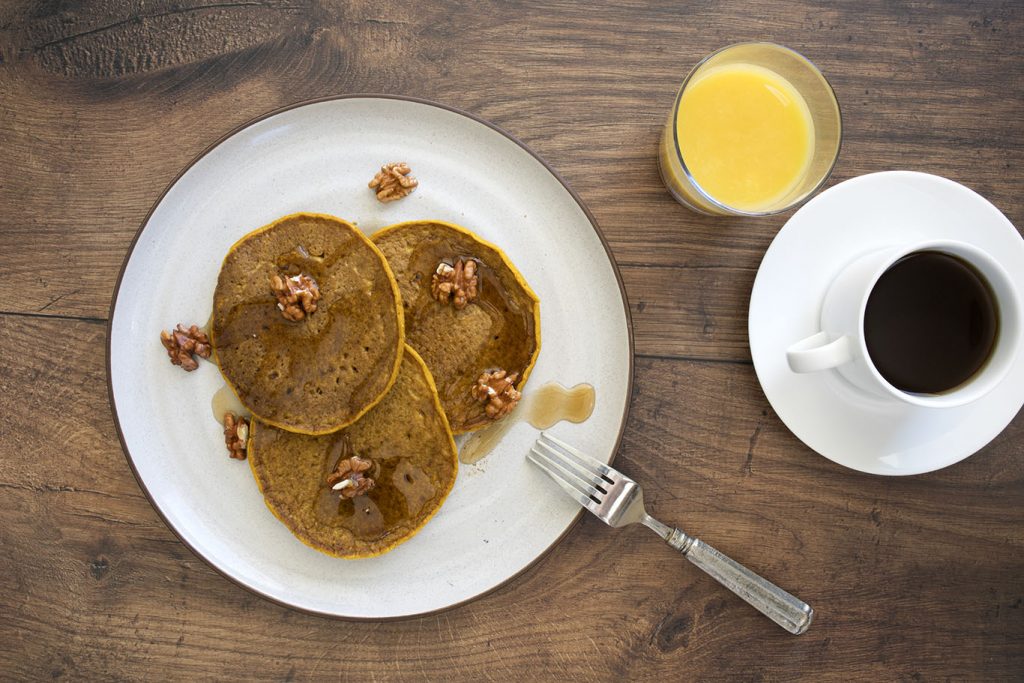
xmin=270 ymin=272 xmax=321 ymax=321
xmin=368 ymin=162 xmax=418 ymax=202
xmin=473 ymin=369 xmax=522 ymax=420
xmin=223 ymin=412 xmax=249 ymax=460
xmin=160 ymin=323 xmax=212 ymax=372
xmin=431 ymin=258 xmax=479 ymax=310
xmin=326 ymin=455 xmax=375 ymax=499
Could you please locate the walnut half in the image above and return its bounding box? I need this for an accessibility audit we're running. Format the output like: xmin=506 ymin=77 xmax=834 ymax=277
xmin=223 ymin=412 xmax=249 ymax=460
xmin=369 ymin=162 xmax=417 ymax=202
xmin=431 ymin=258 xmax=478 ymax=310
xmin=160 ymin=323 xmax=212 ymax=372
xmin=271 ymin=272 xmax=321 ymax=321
xmin=327 ymin=455 xmax=375 ymax=499
xmin=473 ymin=369 xmax=522 ymax=420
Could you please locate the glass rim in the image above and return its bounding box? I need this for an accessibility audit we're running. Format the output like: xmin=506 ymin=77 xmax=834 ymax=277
xmin=670 ymin=41 xmax=844 ymax=217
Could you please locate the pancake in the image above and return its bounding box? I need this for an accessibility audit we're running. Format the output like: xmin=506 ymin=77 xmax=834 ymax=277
xmin=212 ymin=213 xmax=404 ymax=435
xmin=249 ymin=346 xmax=458 ymax=558
xmin=372 ymin=220 xmax=541 ymax=433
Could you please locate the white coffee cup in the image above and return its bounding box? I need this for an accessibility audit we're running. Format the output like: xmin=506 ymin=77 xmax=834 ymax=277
xmin=786 ymin=239 xmax=1022 ymax=408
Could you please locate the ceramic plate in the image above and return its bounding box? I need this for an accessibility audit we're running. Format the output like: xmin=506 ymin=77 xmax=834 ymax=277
xmin=749 ymin=171 xmax=1024 ymax=475
xmin=107 ymin=96 xmax=633 ymax=618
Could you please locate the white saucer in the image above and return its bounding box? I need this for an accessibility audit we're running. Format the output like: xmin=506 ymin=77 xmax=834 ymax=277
xmin=749 ymin=171 xmax=1024 ymax=475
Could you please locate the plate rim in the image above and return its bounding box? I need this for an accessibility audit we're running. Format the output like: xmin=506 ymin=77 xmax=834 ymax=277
xmin=104 ymin=93 xmax=635 ymax=620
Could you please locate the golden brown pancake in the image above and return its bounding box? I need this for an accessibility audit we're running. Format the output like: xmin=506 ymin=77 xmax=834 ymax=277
xmin=372 ymin=220 xmax=541 ymax=433
xmin=248 ymin=346 xmax=458 ymax=559
xmin=211 ymin=213 xmax=404 ymax=435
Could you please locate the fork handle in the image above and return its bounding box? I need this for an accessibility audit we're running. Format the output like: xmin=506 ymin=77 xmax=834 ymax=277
xmin=668 ymin=529 xmax=814 ymax=635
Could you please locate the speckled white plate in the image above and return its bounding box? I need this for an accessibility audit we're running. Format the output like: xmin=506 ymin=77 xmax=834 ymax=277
xmin=750 ymin=171 xmax=1024 ymax=475
xmin=108 ymin=96 xmax=633 ymax=618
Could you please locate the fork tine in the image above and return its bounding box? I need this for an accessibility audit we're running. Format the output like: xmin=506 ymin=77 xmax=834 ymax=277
xmin=528 ymin=446 xmax=605 ymax=497
xmin=538 ymin=432 xmax=619 ymax=484
xmin=527 ymin=448 xmax=601 ymax=511
xmin=533 ymin=440 xmax=609 ymax=493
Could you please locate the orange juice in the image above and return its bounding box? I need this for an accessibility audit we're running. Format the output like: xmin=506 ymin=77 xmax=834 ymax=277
xmin=661 ymin=63 xmax=816 ymax=213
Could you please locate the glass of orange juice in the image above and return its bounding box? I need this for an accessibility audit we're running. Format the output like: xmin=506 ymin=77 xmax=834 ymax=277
xmin=659 ymin=42 xmax=842 ymax=216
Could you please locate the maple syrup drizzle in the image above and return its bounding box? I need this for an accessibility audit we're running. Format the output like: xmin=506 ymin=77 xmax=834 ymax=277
xmin=525 ymin=382 xmax=596 ymax=430
xmin=459 ymin=414 xmax=517 ymax=465
xmin=459 ymin=382 xmax=595 ymax=465
xmin=211 ymin=383 xmax=249 ymax=424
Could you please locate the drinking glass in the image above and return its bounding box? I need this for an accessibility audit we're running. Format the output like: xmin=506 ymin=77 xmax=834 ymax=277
xmin=658 ymin=42 xmax=842 ymax=216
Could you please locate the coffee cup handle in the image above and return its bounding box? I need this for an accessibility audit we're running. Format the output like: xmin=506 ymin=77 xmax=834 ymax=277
xmin=786 ymin=332 xmax=853 ymax=373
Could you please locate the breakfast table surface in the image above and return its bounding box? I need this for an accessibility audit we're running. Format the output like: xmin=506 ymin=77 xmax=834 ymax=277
xmin=1 ymin=1 xmax=1022 ymax=680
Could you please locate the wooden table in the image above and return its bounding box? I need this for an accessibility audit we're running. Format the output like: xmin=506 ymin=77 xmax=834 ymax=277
xmin=2 ymin=1 xmax=1022 ymax=679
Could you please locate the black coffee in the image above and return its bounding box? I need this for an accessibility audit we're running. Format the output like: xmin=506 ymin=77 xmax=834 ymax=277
xmin=864 ymin=251 xmax=998 ymax=394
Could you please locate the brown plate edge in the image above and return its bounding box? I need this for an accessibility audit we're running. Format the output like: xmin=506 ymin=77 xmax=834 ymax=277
xmin=104 ymin=93 xmax=636 ymax=621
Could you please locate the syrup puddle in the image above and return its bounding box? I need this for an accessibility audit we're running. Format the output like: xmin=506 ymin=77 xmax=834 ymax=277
xmin=211 ymin=383 xmax=249 ymax=423
xmin=459 ymin=415 xmax=517 ymax=465
xmin=459 ymin=382 xmax=595 ymax=465
xmin=526 ymin=381 xmax=596 ymax=430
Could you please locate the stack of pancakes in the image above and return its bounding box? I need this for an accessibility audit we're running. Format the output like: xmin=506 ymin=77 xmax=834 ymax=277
xmin=211 ymin=213 xmax=540 ymax=558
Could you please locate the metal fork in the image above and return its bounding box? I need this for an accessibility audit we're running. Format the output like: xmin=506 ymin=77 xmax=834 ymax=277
xmin=528 ymin=432 xmax=814 ymax=635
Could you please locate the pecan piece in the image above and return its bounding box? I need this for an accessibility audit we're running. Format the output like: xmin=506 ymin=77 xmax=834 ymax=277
xmin=473 ymin=369 xmax=522 ymax=420
xmin=368 ymin=162 xmax=418 ymax=202
xmin=326 ymin=455 xmax=375 ymax=499
xmin=431 ymin=258 xmax=478 ymax=310
xmin=223 ymin=412 xmax=249 ymax=460
xmin=160 ymin=323 xmax=212 ymax=372
xmin=270 ymin=272 xmax=321 ymax=321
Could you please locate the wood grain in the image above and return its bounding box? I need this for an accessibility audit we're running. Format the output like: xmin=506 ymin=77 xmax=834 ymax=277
xmin=1 ymin=0 xmax=1022 ymax=679
xmin=2 ymin=318 xmax=1022 ymax=679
